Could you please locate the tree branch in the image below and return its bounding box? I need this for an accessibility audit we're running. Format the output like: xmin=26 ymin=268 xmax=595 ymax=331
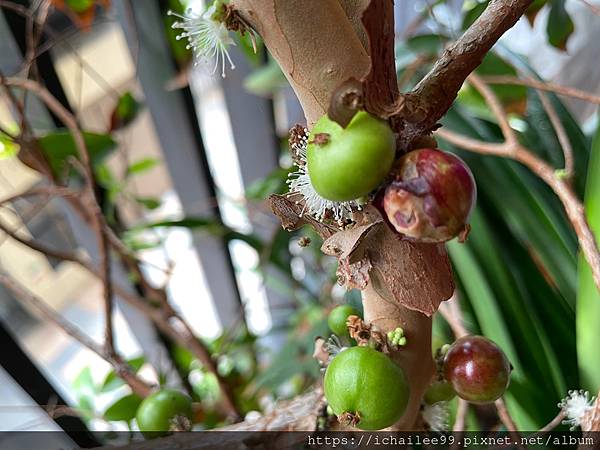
xmin=0 ymin=272 xmax=152 ymax=397
xmin=2 ymin=76 xmax=117 ymax=358
xmin=482 ymin=75 xmax=600 ymax=105
xmin=404 ymin=0 xmax=532 ymax=142
xmin=436 ymin=75 xmax=600 ymax=295
xmin=0 ymin=215 xmax=241 ymax=418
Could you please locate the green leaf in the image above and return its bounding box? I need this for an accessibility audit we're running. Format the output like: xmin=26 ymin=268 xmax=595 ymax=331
xmin=101 ymin=356 xmax=145 ymax=393
xmin=126 ymin=158 xmax=159 ymax=177
xmin=139 ymin=217 xmax=264 ymax=252
xmin=111 ymin=92 xmax=141 ymax=130
xmin=103 ymin=394 xmax=142 ymax=422
xmin=0 ymin=134 xmax=19 ymax=159
xmin=244 ymin=60 xmax=287 ymax=97
xmin=164 ymin=0 xmax=192 ymax=67
xmin=448 ymin=242 xmax=520 ymax=371
xmin=526 ymin=0 xmax=548 ymax=25
xmin=245 ymin=167 xmax=288 ymax=200
xmin=404 ymin=34 xmax=443 ymax=57
xmin=65 ymin=0 xmax=94 ymax=14
xmin=37 ymin=131 xmax=116 ymax=180
xmin=547 ymin=0 xmax=574 ymax=51
xmin=577 ymin=117 xmax=600 ymax=393
xmin=134 ymin=196 xmax=162 ymax=210
xmin=458 ymin=52 xmax=527 ymax=116
xmin=462 ymin=1 xmax=489 ymax=30
xmin=72 ymin=367 xmax=97 ymax=418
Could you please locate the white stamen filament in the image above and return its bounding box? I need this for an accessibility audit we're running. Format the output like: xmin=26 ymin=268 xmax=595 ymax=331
xmin=168 ymin=5 xmax=236 ymax=78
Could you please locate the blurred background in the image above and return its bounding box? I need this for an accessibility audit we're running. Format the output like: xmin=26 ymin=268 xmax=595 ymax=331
xmin=0 ymin=0 xmax=599 ymax=446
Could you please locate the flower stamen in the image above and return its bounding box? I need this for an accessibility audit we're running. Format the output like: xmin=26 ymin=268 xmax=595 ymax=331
xmin=168 ymin=3 xmax=236 ymax=78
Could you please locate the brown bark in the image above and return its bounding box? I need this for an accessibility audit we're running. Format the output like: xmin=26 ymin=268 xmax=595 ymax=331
xmin=232 ymin=0 xmax=370 ymax=125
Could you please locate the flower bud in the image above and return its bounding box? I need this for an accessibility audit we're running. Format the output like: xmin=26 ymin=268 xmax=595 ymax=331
xmin=382 ymin=148 xmax=476 ymax=243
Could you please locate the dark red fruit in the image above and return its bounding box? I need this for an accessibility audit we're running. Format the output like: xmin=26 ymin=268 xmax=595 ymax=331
xmin=382 ymin=148 xmax=476 ymax=243
xmin=443 ymin=335 xmax=511 ymax=404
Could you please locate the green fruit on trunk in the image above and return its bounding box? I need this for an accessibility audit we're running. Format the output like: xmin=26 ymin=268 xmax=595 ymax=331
xmin=307 ymin=111 xmax=395 ymax=201
xmin=327 ymin=305 xmax=361 ymax=338
xmin=324 ymin=346 xmax=409 ymax=430
xmin=136 ymin=389 xmax=193 ymax=437
xmin=424 ymin=379 xmax=456 ymax=404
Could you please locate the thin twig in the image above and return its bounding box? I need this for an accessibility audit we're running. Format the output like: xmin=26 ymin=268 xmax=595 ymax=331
xmin=482 ymin=75 xmax=600 ymax=105
xmin=437 ymin=75 xmax=600 ymax=294
xmin=453 ymin=398 xmax=468 ymax=432
xmin=3 ymin=76 xmax=116 ymax=357
xmin=0 ymin=213 xmax=241 ymax=419
xmin=536 ymin=88 xmax=574 ymax=180
xmin=438 ymin=293 xmax=469 ymax=338
xmin=577 ymin=0 xmax=600 ymax=17
xmin=495 ymin=397 xmax=526 ymax=450
xmin=0 ymin=272 xmax=152 ymax=397
xmin=534 ymin=410 xmax=566 ymax=434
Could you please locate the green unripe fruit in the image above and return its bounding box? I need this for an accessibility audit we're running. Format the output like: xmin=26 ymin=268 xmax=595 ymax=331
xmin=65 ymin=0 xmax=94 ymax=13
xmin=324 ymin=346 xmax=409 ymax=430
xmin=328 ymin=305 xmax=361 ymax=338
xmin=136 ymin=389 xmax=193 ymax=437
xmin=307 ymin=112 xmax=395 ymax=201
xmin=424 ymin=379 xmax=456 ymax=404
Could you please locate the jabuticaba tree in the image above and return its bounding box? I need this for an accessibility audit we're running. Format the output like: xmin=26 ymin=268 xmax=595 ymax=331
xmin=220 ymin=0 xmax=531 ymax=430
xmin=223 ymin=0 xmax=533 ymax=430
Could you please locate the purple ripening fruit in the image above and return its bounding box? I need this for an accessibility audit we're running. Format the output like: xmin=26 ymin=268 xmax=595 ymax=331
xmin=382 ymin=148 xmax=476 ymax=243
xmin=443 ymin=335 xmax=511 ymax=404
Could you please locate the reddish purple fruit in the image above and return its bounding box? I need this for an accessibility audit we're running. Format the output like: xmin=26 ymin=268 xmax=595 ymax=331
xmin=443 ymin=335 xmax=511 ymax=404
xmin=382 ymin=148 xmax=476 ymax=243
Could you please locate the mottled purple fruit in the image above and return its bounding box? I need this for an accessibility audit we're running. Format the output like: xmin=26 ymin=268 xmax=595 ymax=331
xmin=382 ymin=148 xmax=476 ymax=243
xmin=443 ymin=336 xmax=511 ymax=404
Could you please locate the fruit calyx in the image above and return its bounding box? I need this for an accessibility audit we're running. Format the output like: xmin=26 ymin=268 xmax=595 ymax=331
xmin=339 ymin=411 xmax=361 ymax=427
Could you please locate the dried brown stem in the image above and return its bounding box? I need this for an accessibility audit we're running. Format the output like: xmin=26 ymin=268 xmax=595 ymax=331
xmin=0 ymin=272 xmax=152 ymax=397
xmin=482 ymin=75 xmax=600 ymax=105
xmin=437 ymin=75 xmax=600 ymax=294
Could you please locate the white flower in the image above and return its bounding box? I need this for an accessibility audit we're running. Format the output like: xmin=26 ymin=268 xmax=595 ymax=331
xmin=422 ymin=401 xmax=449 ymax=432
xmin=323 ymin=335 xmax=347 ymax=362
xmin=558 ymin=390 xmax=595 ymax=430
xmin=168 ymin=3 xmax=235 ymax=78
xmin=286 ymin=128 xmax=363 ymax=224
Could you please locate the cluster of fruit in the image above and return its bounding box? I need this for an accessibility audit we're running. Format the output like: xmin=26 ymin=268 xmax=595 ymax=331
xmin=324 ymin=306 xmax=511 ymax=430
xmin=306 ymin=112 xmax=476 ymax=241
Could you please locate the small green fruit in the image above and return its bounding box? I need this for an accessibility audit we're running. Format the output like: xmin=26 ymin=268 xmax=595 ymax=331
xmin=328 ymin=305 xmax=361 ymax=338
xmin=136 ymin=389 xmax=193 ymax=437
xmin=424 ymin=379 xmax=456 ymax=404
xmin=324 ymin=346 xmax=409 ymax=430
xmin=307 ymin=111 xmax=395 ymax=201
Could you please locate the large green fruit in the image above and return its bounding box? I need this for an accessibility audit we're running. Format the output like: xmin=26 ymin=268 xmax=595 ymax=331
xmin=136 ymin=389 xmax=193 ymax=437
xmin=324 ymin=346 xmax=409 ymax=430
xmin=327 ymin=305 xmax=361 ymax=338
xmin=307 ymin=111 xmax=395 ymax=201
